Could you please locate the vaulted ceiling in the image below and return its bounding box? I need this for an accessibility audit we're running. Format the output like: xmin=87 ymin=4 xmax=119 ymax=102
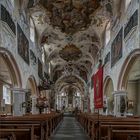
xmin=24 ymin=0 xmax=118 ymax=95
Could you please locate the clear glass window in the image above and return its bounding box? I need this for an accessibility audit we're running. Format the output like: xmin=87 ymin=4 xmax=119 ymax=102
xmin=3 ymin=85 xmax=11 ymax=104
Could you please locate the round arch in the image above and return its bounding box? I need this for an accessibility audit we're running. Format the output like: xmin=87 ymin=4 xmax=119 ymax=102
xmin=117 ymin=49 xmax=140 ymax=90
xmin=58 ymin=83 xmax=83 ymax=94
xmin=117 ymin=49 xmax=140 ymax=115
xmin=103 ymin=76 xmax=114 ymax=113
xmin=55 ymin=74 xmax=87 ymax=94
xmin=0 ymin=48 xmax=22 ymax=87
xmin=26 ymin=75 xmax=38 ymax=95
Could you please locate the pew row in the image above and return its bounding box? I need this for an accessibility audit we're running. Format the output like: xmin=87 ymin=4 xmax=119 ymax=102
xmin=0 ymin=113 xmax=63 ymax=140
xmin=76 ymin=113 xmax=140 ymax=140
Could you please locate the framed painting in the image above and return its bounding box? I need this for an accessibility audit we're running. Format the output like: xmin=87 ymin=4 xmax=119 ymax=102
xmin=17 ymin=23 xmax=29 ymax=64
xmin=30 ymin=49 xmax=36 ymax=65
xmin=38 ymin=58 xmax=43 ymax=79
xmin=111 ymin=28 xmax=123 ymax=67
xmin=1 ymin=5 xmax=16 ymax=35
xmin=124 ymin=10 xmax=138 ymax=38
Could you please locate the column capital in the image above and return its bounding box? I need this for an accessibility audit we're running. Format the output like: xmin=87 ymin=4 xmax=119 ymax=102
xmin=10 ymin=88 xmax=30 ymax=93
xmin=113 ymin=90 xmax=127 ymax=96
xmin=31 ymin=94 xmax=38 ymax=98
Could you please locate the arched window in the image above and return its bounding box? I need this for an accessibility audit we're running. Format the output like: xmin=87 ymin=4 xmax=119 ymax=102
xmin=105 ymin=22 xmax=111 ymax=45
xmin=30 ymin=18 xmax=35 ymax=43
xmin=125 ymin=0 xmax=131 ymax=10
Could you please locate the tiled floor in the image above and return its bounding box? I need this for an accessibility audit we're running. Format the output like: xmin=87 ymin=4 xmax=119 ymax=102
xmin=51 ymin=117 xmax=89 ymax=140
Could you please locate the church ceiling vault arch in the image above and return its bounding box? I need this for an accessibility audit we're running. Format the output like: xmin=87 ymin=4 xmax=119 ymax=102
xmin=58 ymin=83 xmax=83 ymax=95
xmin=24 ymin=0 xmax=115 ymax=93
xmin=52 ymin=61 xmax=91 ymax=83
xmin=55 ymin=75 xmax=87 ymax=95
xmin=39 ymin=0 xmax=101 ymax=34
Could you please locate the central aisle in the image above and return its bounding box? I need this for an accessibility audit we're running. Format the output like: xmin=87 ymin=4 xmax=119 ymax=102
xmin=51 ymin=117 xmax=89 ymax=140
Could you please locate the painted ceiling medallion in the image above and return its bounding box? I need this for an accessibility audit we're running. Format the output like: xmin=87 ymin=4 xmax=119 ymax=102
xmin=59 ymin=44 xmax=82 ymax=61
xmin=40 ymin=0 xmax=100 ymax=34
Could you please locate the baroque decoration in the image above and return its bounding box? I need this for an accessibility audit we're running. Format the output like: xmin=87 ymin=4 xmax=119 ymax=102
xmin=17 ymin=23 xmax=29 ymax=65
xmin=27 ymin=0 xmax=113 ymax=95
xmin=38 ymin=77 xmax=53 ymax=91
xmin=38 ymin=72 xmax=54 ymax=91
xmin=39 ymin=0 xmax=100 ymax=34
xmin=59 ymin=44 xmax=82 ymax=61
xmin=111 ymin=28 xmax=123 ymax=67
xmin=36 ymin=97 xmax=49 ymax=114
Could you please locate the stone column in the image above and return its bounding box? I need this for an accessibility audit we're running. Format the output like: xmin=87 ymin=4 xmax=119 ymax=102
xmin=31 ymin=95 xmax=38 ymax=114
xmin=55 ymin=94 xmax=58 ymax=111
xmin=113 ymin=91 xmax=127 ymax=117
xmin=73 ymin=96 xmax=75 ymax=108
xmin=58 ymin=96 xmax=60 ymax=110
xmin=81 ymin=98 xmax=84 ymax=112
xmin=56 ymin=95 xmax=58 ymax=110
xmin=60 ymin=96 xmax=62 ymax=110
xmin=79 ymin=96 xmax=82 ymax=110
xmin=0 ymin=82 xmax=4 ymax=113
xmin=66 ymin=96 xmax=68 ymax=108
xmin=12 ymin=88 xmax=26 ymax=116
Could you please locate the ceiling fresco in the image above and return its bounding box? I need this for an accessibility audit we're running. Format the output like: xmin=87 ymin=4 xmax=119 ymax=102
xmin=59 ymin=44 xmax=82 ymax=61
xmin=39 ymin=0 xmax=100 ymax=34
xmin=27 ymin=0 xmax=114 ymax=95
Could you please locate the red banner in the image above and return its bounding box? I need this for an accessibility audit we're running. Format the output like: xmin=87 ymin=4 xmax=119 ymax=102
xmin=93 ymin=66 xmax=103 ymax=109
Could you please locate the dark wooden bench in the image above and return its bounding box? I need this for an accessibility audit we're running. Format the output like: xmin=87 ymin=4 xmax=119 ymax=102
xmin=0 ymin=113 xmax=63 ymax=140
xmin=100 ymin=121 xmax=140 ymax=140
xmin=0 ymin=128 xmax=32 ymax=140
xmin=76 ymin=113 xmax=140 ymax=140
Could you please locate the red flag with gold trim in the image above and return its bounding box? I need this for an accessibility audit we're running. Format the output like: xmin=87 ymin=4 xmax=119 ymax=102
xmin=93 ymin=66 xmax=103 ymax=109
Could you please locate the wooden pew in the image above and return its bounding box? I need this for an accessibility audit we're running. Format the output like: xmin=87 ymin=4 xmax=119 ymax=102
xmin=0 ymin=113 xmax=63 ymax=140
xmin=110 ymin=129 xmax=140 ymax=140
xmin=76 ymin=113 xmax=140 ymax=140
xmin=0 ymin=128 xmax=32 ymax=140
xmin=100 ymin=119 xmax=140 ymax=140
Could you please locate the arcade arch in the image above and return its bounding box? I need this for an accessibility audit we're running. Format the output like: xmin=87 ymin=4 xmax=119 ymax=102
xmin=25 ymin=76 xmax=38 ymax=114
xmin=118 ymin=49 xmax=140 ymax=115
xmin=0 ymin=49 xmax=22 ymax=114
xmin=104 ymin=76 xmax=114 ymax=114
